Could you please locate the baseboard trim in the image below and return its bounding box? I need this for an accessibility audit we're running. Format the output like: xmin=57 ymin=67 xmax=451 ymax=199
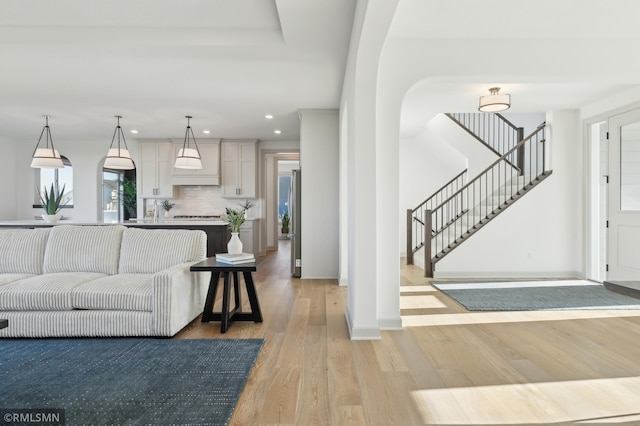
xmin=338 ymin=277 xmax=348 ymax=286
xmin=433 ymin=270 xmax=583 ymax=279
xmin=345 ymin=308 xmax=381 ymax=340
xmin=378 ymin=317 xmax=403 ymax=330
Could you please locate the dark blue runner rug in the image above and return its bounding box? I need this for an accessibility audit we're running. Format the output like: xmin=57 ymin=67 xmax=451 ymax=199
xmin=0 ymin=338 xmax=263 ymax=425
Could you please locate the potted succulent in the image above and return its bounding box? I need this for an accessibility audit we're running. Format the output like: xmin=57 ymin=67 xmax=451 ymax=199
xmin=222 ymin=207 xmax=246 ymax=254
xmin=39 ymin=183 xmax=68 ymax=223
xmin=281 ymin=211 xmax=290 ymax=234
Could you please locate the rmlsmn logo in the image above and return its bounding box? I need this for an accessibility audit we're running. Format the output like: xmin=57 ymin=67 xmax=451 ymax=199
xmin=1 ymin=409 xmax=65 ymax=426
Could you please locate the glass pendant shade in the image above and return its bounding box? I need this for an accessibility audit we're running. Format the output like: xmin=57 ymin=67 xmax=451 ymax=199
xmin=174 ymin=116 xmax=202 ymax=169
xmin=104 ymin=115 xmax=135 ymax=170
xmin=31 ymin=116 xmax=64 ymax=169
xmin=478 ymin=87 xmax=511 ymax=112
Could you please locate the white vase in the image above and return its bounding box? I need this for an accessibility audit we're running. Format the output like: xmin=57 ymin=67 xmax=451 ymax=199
xmin=227 ymin=232 xmax=243 ymax=255
xmin=42 ymin=213 xmax=61 ymax=223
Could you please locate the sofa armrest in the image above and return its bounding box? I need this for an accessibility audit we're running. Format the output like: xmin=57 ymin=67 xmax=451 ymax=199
xmin=151 ymin=262 xmax=210 ymax=336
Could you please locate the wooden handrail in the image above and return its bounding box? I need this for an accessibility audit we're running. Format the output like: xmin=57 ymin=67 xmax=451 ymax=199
xmin=411 ymin=168 xmax=467 ymax=214
xmin=432 ymin=124 xmax=546 ymax=212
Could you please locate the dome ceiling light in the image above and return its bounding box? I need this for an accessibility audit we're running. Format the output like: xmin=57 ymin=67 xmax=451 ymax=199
xmin=478 ymin=87 xmax=511 ymax=112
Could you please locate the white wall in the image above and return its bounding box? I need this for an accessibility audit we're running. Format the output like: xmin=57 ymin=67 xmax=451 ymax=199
xmin=500 ymin=112 xmax=546 ymax=137
xmin=14 ymin=138 xmax=138 ymax=222
xmin=341 ymin=0 xmax=402 ymax=339
xmin=435 ymin=110 xmax=584 ymax=277
xmin=399 ymin=127 xmax=466 ymax=257
xmin=299 ymin=109 xmax=339 ymax=279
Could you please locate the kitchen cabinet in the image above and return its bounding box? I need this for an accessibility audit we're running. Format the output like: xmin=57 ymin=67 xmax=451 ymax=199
xmin=239 ymin=219 xmax=259 ymax=255
xmin=138 ymin=141 xmax=174 ymax=198
xmin=221 ymin=140 xmax=258 ymax=198
xmin=170 ymin=139 xmax=220 ymax=185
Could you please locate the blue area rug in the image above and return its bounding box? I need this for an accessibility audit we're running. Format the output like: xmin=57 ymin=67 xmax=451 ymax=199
xmin=0 ymin=338 xmax=263 ymax=425
xmin=431 ymin=280 xmax=640 ymax=311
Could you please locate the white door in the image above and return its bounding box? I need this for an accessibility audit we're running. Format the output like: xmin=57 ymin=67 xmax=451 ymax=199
xmin=608 ymin=108 xmax=640 ymax=280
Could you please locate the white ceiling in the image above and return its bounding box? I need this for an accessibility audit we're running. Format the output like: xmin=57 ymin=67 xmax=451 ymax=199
xmin=389 ymin=0 xmax=640 ymax=137
xmin=4 ymin=0 xmax=640 ymax=147
xmin=0 ymin=0 xmax=355 ymax=143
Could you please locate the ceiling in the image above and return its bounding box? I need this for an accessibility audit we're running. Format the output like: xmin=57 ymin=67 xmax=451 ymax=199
xmin=4 ymin=0 xmax=640 ymax=147
xmin=389 ymin=0 xmax=640 ymax=137
xmin=0 ymin=0 xmax=355 ymax=144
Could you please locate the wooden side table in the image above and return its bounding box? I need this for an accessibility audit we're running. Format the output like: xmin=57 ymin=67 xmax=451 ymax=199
xmin=190 ymin=258 xmax=263 ymax=333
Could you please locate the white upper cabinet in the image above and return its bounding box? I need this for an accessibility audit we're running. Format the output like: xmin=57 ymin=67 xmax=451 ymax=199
xmin=138 ymin=141 xmax=174 ymax=198
xmin=170 ymin=139 xmax=220 ymax=185
xmin=221 ymin=140 xmax=258 ymax=198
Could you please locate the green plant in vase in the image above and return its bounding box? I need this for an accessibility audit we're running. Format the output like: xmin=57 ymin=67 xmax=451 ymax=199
xmin=160 ymin=199 xmax=175 ymax=218
xmin=222 ymin=207 xmax=246 ymax=254
xmin=222 ymin=207 xmax=245 ymax=232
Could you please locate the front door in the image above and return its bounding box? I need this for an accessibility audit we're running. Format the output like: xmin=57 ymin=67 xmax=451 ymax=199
xmin=608 ymin=108 xmax=640 ymax=280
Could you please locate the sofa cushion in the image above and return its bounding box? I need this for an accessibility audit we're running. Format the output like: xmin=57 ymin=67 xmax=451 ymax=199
xmin=0 ymin=272 xmax=107 ymax=310
xmin=0 ymin=228 xmax=50 ymax=274
xmin=43 ymin=225 xmax=126 ymax=275
xmin=118 ymin=228 xmax=207 ymax=274
xmin=0 ymin=274 xmax=36 ymax=287
xmin=72 ymin=274 xmax=153 ymax=311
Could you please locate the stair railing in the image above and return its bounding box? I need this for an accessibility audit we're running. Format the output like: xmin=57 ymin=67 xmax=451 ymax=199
xmin=446 ymin=112 xmax=524 ymax=171
xmin=423 ymin=123 xmax=548 ymax=276
xmin=406 ymin=169 xmax=467 ymax=265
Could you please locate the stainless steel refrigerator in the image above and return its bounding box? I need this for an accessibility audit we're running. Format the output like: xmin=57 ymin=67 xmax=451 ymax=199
xmin=290 ymin=169 xmax=302 ymax=277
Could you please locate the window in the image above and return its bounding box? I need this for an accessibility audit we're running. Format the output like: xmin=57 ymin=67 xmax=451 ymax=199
xmin=33 ymin=156 xmax=73 ymax=207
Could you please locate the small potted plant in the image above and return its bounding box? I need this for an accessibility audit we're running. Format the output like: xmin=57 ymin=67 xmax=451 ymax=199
xmin=38 ymin=183 xmax=68 ymax=223
xmin=238 ymin=199 xmax=255 ymax=219
xmin=160 ymin=199 xmax=175 ymax=218
xmin=222 ymin=207 xmax=246 ymax=254
xmin=281 ymin=211 xmax=290 ymax=235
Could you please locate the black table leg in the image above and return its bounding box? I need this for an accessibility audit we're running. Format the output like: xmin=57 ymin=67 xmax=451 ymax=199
xmin=243 ymin=271 xmax=263 ymax=322
xmin=201 ymin=271 xmax=220 ymax=322
xmin=232 ymin=271 xmax=241 ymax=311
xmin=220 ymin=272 xmax=232 ymax=333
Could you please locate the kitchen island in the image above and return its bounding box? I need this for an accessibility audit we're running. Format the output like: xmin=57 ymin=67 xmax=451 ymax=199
xmin=0 ymin=220 xmax=231 ymax=257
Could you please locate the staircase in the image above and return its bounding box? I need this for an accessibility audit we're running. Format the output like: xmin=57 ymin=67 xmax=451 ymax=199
xmin=407 ymin=114 xmax=551 ymax=277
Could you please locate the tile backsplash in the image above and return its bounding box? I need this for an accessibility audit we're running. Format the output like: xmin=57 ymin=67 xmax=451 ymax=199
xmin=145 ymin=186 xmax=258 ymax=217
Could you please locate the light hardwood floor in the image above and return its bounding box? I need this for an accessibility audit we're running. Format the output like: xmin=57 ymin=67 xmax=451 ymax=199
xmin=177 ymin=241 xmax=640 ymax=425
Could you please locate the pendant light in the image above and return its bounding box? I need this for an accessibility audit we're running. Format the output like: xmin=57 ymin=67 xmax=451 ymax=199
xmin=104 ymin=115 xmax=134 ymax=170
xmin=478 ymin=87 xmax=511 ymax=112
xmin=31 ymin=115 xmax=64 ymax=168
xmin=174 ymin=115 xmax=202 ymax=169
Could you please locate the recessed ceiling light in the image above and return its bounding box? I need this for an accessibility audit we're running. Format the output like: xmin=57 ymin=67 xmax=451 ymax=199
xmin=265 ymin=114 xmax=274 ymax=119
xmin=274 ymin=129 xmax=282 ymax=134
xmin=130 ymin=130 xmax=139 ymax=134
xmin=203 ymin=130 xmax=211 ymax=134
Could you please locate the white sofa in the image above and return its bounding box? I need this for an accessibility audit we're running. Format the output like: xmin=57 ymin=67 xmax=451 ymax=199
xmin=0 ymin=225 xmax=209 ymax=337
